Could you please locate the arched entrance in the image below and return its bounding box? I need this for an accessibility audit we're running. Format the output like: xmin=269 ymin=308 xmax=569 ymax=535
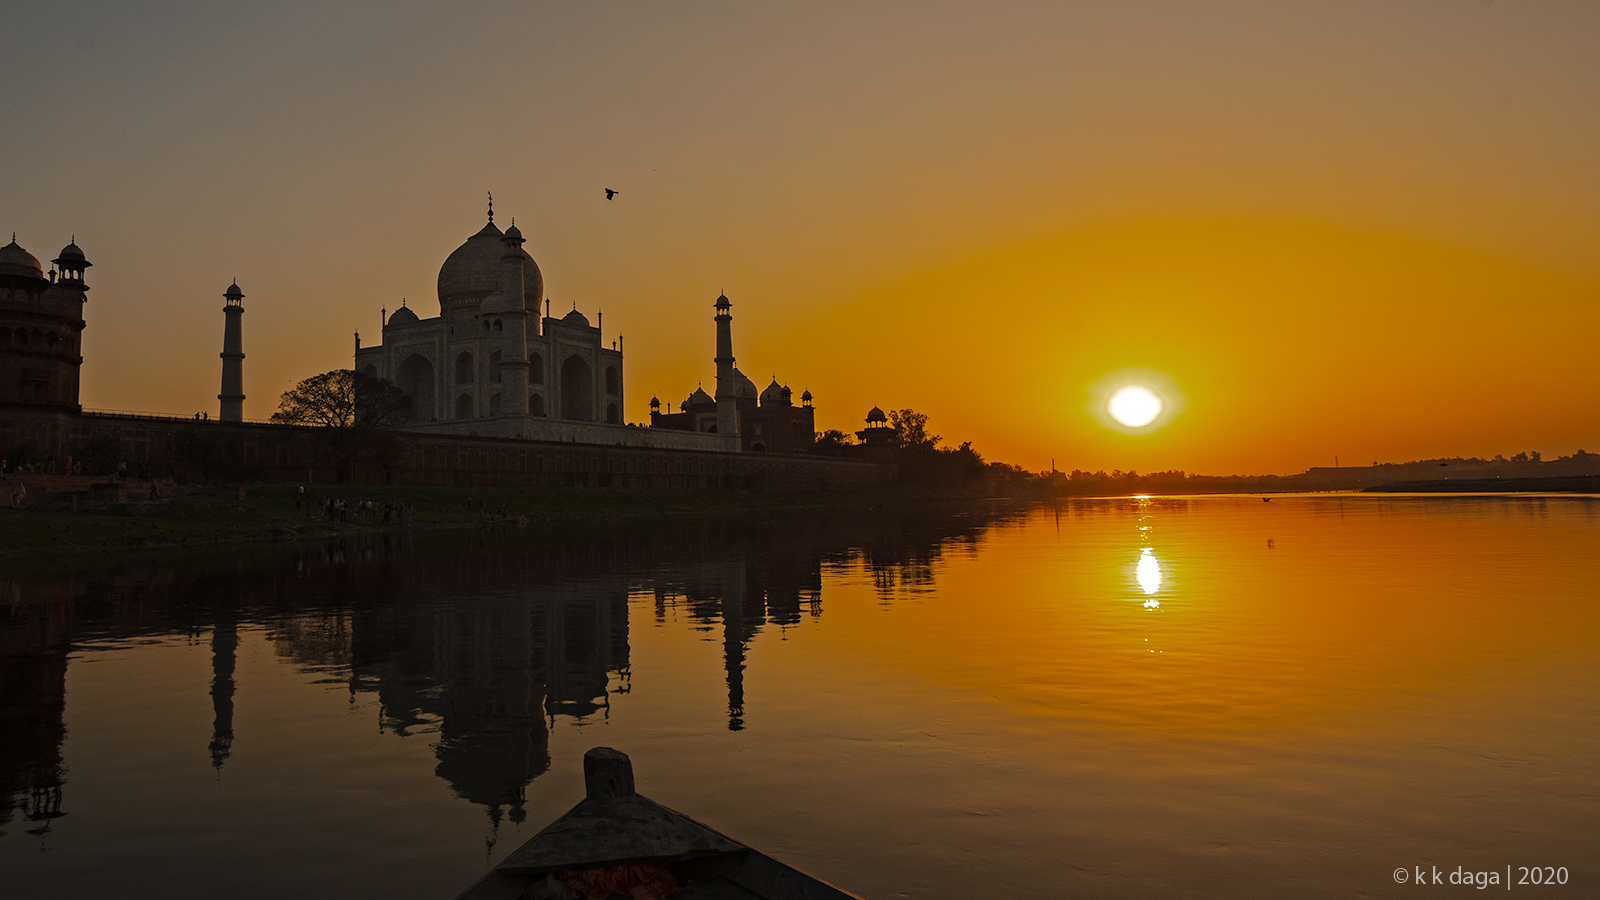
xmin=560 ymin=355 xmax=593 ymax=421
xmin=395 ymin=354 xmax=435 ymax=423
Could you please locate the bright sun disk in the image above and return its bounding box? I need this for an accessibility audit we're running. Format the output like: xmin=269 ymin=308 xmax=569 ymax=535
xmin=1109 ymin=385 xmax=1163 ymax=427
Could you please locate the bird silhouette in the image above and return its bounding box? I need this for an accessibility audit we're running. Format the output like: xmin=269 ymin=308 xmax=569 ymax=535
xmin=604 ymin=188 xmax=619 ymax=200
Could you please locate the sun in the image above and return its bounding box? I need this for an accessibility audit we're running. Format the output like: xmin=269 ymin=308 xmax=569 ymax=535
xmin=1108 ymin=385 xmax=1163 ymax=427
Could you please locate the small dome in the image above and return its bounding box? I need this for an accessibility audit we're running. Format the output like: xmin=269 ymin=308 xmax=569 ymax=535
xmin=0 ymin=238 xmax=43 ymax=280
xmin=224 ymin=282 xmax=244 ymax=299
xmin=866 ymin=406 xmax=887 ymax=423
xmin=504 ymin=223 xmax=523 ymax=242
xmin=649 ymin=395 xmax=661 ymax=407
xmin=801 ymin=390 xmax=813 ymax=401
xmin=683 ymin=386 xmax=714 ymax=410
xmin=481 ymin=289 xmax=516 ymax=314
xmin=561 ymin=308 xmax=592 ymax=328
xmin=387 ymin=305 xmax=420 ymax=326
xmin=759 ymin=378 xmax=787 ymax=407
xmin=57 ymin=241 xmax=85 ymax=261
xmin=731 ymin=368 xmax=757 ymax=399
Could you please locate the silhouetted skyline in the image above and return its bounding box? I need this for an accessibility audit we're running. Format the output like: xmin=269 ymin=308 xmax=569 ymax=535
xmin=4 ymin=3 xmax=1597 ymax=473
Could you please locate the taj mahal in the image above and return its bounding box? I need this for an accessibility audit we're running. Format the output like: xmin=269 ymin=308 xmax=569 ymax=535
xmin=353 ymin=200 xmax=818 ymax=455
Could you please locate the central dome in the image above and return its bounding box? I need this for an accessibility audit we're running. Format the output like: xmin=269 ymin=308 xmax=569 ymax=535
xmin=437 ymin=219 xmax=543 ymax=316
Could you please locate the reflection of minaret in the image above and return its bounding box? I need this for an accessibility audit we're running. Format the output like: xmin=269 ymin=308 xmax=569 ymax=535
xmin=208 ymin=611 xmax=238 ymax=770
xmin=721 ymin=560 xmax=749 ymax=731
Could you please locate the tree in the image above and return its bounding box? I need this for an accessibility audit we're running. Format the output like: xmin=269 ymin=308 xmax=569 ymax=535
xmin=889 ymin=408 xmax=939 ymax=451
xmin=811 ymin=429 xmax=856 ymax=456
xmin=271 ymin=369 xmax=410 ymax=472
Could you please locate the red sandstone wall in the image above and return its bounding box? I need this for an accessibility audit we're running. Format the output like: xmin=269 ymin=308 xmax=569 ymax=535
xmin=0 ymin=410 xmax=894 ymax=490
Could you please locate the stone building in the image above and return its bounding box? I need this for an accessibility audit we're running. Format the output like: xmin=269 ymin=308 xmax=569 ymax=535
xmin=0 ymin=235 xmax=89 ymax=413
xmin=355 ymin=203 xmax=663 ymax=444
xmin=647 ymin=293 xmax=817 ymax=454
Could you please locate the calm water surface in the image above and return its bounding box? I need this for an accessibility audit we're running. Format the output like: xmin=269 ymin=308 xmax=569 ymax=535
xmin=2 ymin=496 xmax=1596 ymax=898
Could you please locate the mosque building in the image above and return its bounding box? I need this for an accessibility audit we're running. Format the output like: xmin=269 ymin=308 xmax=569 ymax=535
xmin=0 ymin=235 xmax=90 ymax=413
xmin=647 ymin=294 xmax=816 ymax=454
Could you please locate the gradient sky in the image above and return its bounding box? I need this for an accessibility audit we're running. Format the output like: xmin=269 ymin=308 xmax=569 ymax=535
xmin=4 ymin=1 xmax=1597 ymax=474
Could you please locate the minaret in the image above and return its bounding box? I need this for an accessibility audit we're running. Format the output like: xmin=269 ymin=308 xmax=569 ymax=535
xmin=713 ymin=293 xmax=738 ymax=445
xmin=218 ymin=282 xmax=245 ymax=422
xmin=499 ymin=224 xmax=531 ymax=417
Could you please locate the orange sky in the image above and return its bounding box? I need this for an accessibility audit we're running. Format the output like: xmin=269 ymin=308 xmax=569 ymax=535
xmin=4 ymin=1 xmax=1597 ymax=474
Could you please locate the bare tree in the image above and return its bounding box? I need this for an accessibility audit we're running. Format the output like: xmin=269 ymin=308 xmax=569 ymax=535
xmin=271 ymin=369 xmax=410 ymax=472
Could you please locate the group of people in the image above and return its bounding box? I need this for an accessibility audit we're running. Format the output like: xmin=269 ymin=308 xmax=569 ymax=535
xmin=294 ymin=485 xmax=414 ymax=527
xmin=0 ymin=456 xmax=54 ymax=475
xmin=0 ymin=455 xmax=144 ymax=478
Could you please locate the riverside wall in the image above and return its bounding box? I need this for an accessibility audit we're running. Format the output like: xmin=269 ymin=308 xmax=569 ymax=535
xmin=0 ymin=410 xmax=893 ymax=491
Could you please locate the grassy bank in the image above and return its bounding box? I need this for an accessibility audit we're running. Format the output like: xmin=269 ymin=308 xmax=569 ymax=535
xmin=0 ymin=482 xmax=979 ymax=558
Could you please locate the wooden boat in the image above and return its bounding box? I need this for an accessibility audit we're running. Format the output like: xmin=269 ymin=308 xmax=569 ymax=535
xmin=455 ymin=747 xmax=864 ymax=900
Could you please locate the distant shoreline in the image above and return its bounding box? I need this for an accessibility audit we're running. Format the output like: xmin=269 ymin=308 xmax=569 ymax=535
xmin=1364 ymin=475 xmax=1600 ymax=493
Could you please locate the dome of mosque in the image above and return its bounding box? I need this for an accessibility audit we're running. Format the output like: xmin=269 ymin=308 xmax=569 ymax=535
xmin=56 ymin=241 xmax=85 ymax=261
xmin=387 ymin=305 xmax=420 ymax=326
xmin=759 ymin=378 xmax=786 ymax=407
xmin=866 ymin=406 xmax=887 ymax=423
xmin=0 ymin=238 xmax=43 ymax=280
xmin=733 ymin=368 xmax=757 ymax=399
xmin=437 ymin=218 xmax=543 ymax=316
xmin=683 ymin=386 xmax=714 ymax=410
xmin=561 ymin=308 xmax=592 ymax=328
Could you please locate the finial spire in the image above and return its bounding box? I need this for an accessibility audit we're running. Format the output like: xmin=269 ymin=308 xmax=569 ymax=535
xmin=487 ymin=192 xmax=494 ymax=223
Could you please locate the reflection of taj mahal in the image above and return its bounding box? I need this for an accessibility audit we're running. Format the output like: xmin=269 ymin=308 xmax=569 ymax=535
xmin=354 ymin=200 xmax=815 ymax=455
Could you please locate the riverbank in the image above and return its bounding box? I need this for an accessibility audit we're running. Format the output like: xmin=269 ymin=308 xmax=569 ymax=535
xmin=0 ymin=481 xmax=997 ymax=558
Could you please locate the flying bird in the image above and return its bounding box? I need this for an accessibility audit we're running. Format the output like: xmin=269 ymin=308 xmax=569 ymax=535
xmin=604 ymin=188 xmax=619 ymax=200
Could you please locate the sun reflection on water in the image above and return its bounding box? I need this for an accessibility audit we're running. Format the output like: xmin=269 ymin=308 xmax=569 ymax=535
xmin=1137 ymin=547 xmax=1162 ymax=607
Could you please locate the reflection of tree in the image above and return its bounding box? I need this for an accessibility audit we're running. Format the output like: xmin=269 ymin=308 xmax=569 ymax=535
xmin=649 ymin=507 xmax=1021 ymax=730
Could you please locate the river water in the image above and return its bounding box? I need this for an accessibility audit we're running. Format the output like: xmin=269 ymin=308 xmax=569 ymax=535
xmin=2 ymin=495 xmax=1596 ymax=898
